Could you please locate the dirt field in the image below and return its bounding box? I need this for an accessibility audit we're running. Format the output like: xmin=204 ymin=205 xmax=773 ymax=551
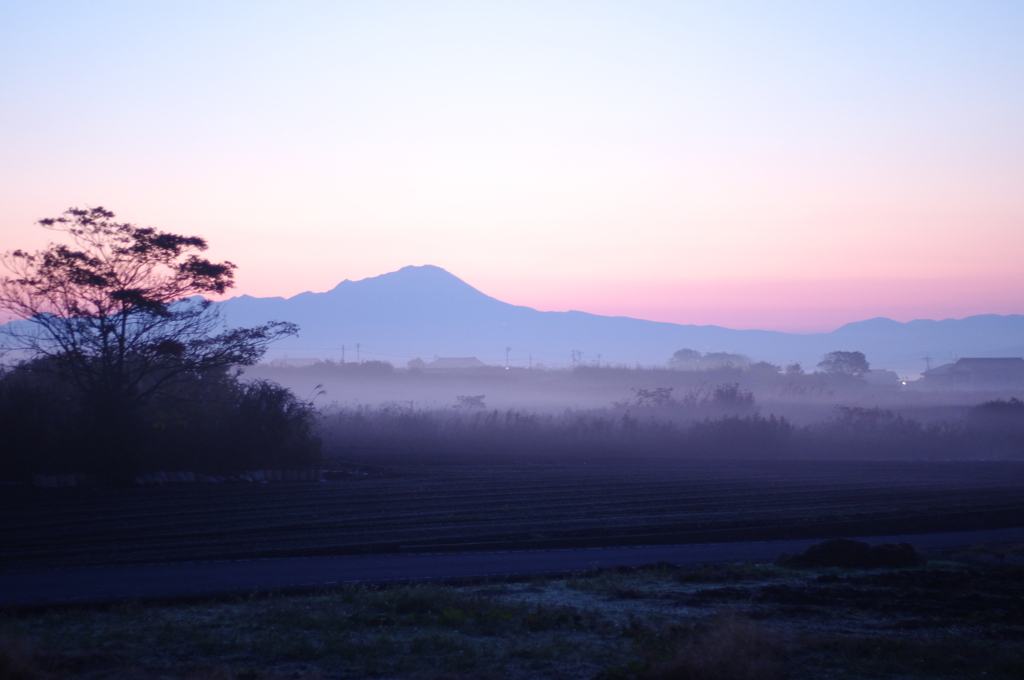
xmin=3 ymin=458 xmax=1024 ymax=569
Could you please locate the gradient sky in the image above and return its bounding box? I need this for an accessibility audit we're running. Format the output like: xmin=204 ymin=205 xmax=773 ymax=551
xmin=2 ymin=1 xmax=1022 ymax=332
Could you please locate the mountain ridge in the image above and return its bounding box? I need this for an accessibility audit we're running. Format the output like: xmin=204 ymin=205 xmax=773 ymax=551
xmin=216 ymin=265 xmax=1023 ymax=375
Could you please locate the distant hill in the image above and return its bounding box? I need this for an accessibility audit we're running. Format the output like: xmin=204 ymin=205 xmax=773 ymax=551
xmin=217 ymin=265 xmax=1024 ymax=376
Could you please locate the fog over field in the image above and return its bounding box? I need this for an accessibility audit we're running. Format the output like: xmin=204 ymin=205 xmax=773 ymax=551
xmin=246 ymin=357 xmax=1018 ymax=419
xmin=223 ymin=266 xmax=1024 ymax=465
xmin=241 ymin=358 xmax=1024 ymax=464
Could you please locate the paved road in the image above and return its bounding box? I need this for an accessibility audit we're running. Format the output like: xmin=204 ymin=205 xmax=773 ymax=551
xmin=3 ymin=526 xmax=1023 ymax=608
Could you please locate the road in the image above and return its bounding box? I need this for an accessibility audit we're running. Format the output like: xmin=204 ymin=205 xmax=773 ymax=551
xmin=3 ymin=526 xmax=1022 ymax=608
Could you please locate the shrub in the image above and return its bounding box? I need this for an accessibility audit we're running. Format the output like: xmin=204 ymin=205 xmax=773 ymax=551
xmin=645 ymin=615 xmax=783 ymax=680
xmin=0 ymin=635 xmax=44 ymax=680
xmin=777 ymin=538 xmax=924 ymax=568
xmin=0 ymin=365 xmax=321 ymax=479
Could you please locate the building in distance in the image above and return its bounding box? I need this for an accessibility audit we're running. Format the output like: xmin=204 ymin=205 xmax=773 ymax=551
xmin=922 ymin=358 xmax=1024 ymax=386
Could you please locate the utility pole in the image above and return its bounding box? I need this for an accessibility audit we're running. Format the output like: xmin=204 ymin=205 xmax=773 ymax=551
xmin=596 ymin=353 xmax=602 ymax=367
xmin=923 ymin=355 xmax=932 ymax=372
xmin=341 ymin=345 xmax=345 ymax=364
xmin=357 ymin=343 xmax=360 ymax=363
xmin=506 ymin=347 xmax=511 ymax=369
xmin=529 ymin=354 xmax=532 ymax=369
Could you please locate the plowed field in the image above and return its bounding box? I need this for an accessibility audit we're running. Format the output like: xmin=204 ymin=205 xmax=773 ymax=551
xmin=4 ymin=459 xmax=1024 ymax=569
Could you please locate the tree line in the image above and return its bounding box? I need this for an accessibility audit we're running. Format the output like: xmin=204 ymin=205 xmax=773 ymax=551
xmin=669 ymin=348 xmax=872 ymax=377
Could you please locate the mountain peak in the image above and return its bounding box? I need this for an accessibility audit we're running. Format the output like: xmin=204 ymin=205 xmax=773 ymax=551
xmin=328 ymin=265 xmax=471 ymax=292
xmin=214 ymin=266 xmax=1024 ymax=373
xmin=832 ymin=317 xmax=901 ymax=332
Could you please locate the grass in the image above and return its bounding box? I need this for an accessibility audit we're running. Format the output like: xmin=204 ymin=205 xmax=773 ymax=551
xmin=2 ymin=555 xmax=1024 ymax=679
xmin=639 ymin=614 xmax=784 ymax=680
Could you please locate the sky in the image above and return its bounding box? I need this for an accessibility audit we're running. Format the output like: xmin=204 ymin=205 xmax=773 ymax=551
xmin=1 ymin=1 xmax=1022 ymax=333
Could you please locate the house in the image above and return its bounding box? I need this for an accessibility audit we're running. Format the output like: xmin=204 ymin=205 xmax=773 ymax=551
xmin=864 ymin=369 xmax=901 ymax=386
xmin=922 ymin=358 xmax=1024 ymax=386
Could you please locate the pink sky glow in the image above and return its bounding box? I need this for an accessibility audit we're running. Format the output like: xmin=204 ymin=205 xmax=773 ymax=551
xmin=1 ymin=2 xmax=1022 ymax=333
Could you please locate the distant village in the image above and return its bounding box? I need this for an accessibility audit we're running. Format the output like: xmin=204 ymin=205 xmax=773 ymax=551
xmin=266 ymin=353 xmax=1024 ymax=388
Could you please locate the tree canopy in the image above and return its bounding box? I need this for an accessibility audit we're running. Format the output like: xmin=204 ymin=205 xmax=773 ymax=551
xmin=817 ymin=351 xmax=870 ymax=377
xmin=0 ymin=207 xmax=296 ymax=412
xmin=668 ymin=348 xmax=703 ymax=368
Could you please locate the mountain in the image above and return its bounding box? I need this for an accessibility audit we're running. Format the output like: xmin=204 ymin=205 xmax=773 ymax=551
xmin=218 ymin=265 xmax=1024 ymax=376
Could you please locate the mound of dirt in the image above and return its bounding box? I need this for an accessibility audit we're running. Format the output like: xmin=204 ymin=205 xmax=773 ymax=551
xmin=777 ymin=538 xmax=924 ymax=568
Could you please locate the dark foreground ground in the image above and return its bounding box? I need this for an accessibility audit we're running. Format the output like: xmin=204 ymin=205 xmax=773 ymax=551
xmin=4 ymin=459 xmax=1024 ymax=569
xmin=4 ymin=459 xmax=1024 ymax=678
xmin=3 ymin=549 xmax=1024 ymax=680
xmin=6 ymin=528 xmax=1023 ymax=608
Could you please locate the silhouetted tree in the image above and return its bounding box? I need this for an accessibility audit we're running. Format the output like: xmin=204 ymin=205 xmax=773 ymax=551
xmin=748 ymin=361 xmax=781 ymax=376
xmin=669 ymin=348 xmax=702 ymax=369
xmin=817 ymin=351 xmax=870 ymax=377
xmin=455 ymin=395 xmax=486 ymax=409
xmin=0 ymin=207 xmax=296 ymax=468
xmin=711 ymin=383 xmax=756 ymax=410
xmin=631 ymin=387 xmax=675 ymax=408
